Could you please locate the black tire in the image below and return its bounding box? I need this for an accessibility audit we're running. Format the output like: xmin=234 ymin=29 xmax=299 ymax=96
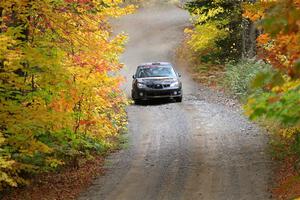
xmin=134 ymin=99 xmax=141 ymax=105
xmin=131 ymin=92 xmax=135 ymax=100
xmin=175 ymin=96 xmax=182 ymax=102
xmin=132 ymin=91 xmax=139 ymax=105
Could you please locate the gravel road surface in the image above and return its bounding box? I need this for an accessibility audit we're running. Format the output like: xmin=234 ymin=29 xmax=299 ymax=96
xmin=79 ymin=2 xmax=273 ymax=200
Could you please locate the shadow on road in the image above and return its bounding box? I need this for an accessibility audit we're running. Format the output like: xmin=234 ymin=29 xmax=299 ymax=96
xmin=134 ymin=98 xmax=180 ymax=106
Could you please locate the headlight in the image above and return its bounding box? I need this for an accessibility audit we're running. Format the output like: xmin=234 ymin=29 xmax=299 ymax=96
xmin=137 ymin=83 xmax=147 ymax=88
xmin=170 ymin=81 xmax=180 ymax=88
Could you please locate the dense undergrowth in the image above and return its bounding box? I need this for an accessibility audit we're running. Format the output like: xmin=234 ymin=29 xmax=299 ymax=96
xmin=224 ymin=60 xmax=272 ymax=100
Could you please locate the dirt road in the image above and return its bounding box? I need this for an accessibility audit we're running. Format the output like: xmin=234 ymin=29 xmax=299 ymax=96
xmin=79 ymin=2 xmax=273 ymax=200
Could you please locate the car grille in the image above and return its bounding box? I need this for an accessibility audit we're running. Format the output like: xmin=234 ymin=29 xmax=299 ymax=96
xmin=146 ymin=84 xmax=170 ymax=89
xmin=147 ymin=91 xmax=172 ymax=96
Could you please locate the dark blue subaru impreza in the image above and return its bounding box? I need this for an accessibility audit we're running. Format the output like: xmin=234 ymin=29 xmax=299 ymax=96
xmin=131 ymin=62 xmax=182 ymax=104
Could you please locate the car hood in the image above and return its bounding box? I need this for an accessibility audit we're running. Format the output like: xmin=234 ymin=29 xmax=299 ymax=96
xmin=137 ymin=77 xmax=177 ymax=84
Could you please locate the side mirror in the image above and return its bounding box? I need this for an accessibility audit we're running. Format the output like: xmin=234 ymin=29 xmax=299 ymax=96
xmin=132 ymin=75 xmax=135 ymax=79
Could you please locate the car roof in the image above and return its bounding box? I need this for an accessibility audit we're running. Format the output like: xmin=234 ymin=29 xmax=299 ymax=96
xmin=138 ymin=62 xmax=172 ymax=67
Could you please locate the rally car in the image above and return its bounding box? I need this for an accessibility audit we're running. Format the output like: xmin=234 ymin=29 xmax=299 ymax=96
xmin=131 ymin=62 xmax=182 ymax=103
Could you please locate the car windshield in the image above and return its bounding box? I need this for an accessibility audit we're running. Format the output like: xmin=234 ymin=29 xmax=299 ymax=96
xmin=136 ymin=66 xmax=176 ymax=78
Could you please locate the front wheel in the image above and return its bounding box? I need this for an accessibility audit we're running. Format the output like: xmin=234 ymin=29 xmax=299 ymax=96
xmin=133 ymin=99 xmax=141 ymax=105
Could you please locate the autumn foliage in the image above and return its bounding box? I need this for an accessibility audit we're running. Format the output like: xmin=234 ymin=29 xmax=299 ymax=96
xmin=0 ymin=0 xmax=134 ymax=190
xmin=243 ymin=0 xmax=300 ymax=126
xmin=185 ymin=0 xmax=244 ymax=63
xmin=244 ymin=0 xmax=300 ymax=78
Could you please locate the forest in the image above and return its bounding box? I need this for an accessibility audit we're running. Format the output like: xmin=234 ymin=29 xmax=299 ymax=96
xmin=0 ymin=0 xmax=299 ymax=199
xmin=0 ymin=0 xmax=134 ymax=192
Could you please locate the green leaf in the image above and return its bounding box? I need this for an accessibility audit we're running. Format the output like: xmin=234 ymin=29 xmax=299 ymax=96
xmin=251 ymin=72 xmax=272 ymax=89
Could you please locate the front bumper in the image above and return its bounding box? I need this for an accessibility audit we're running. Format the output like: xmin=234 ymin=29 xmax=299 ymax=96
xmin=132 ymin=88 xmax=182 ymax=100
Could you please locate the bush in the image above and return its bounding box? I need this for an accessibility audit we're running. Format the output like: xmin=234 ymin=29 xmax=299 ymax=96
xmin=268 ymin=125 xmax=300 ymax=160
xmin=224 ymin=59 xmax=272 ymax=99
xmin=245 ymin=79 xmax=300 ymax=125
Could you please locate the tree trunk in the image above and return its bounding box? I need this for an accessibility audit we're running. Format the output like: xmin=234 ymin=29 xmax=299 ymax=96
xmin=241 ymin=18 xmax=257 ymax=59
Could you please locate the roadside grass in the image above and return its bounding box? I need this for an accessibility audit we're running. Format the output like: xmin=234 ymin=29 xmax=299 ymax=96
xmin=223 ymin=59 xmax=272 ymax=101
xmin=117 ymin=133 xmax=130 ymax=150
